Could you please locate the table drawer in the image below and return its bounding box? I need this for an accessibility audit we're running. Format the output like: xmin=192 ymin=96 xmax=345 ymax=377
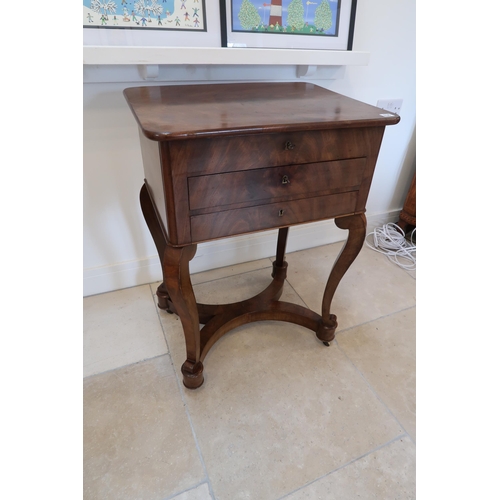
xmin=169 ymin=128 xmax=369 ymax=176
xmin=190 ymin=191 xmax=357 ymax=242
xmin=188 ymin=158 xmax=366 ymax=211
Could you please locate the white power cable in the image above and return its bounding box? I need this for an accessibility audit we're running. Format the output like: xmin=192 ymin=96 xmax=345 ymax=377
xmin=365 ymin=223 xmax=416 ymax=271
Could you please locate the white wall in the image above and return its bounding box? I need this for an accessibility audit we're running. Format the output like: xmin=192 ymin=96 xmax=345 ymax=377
xmin=83 ymin=0 xmax=416 ymax=297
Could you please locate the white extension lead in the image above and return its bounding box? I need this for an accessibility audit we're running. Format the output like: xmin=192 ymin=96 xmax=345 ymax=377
xmin=365 ymin=223 xmax=416 ymax=271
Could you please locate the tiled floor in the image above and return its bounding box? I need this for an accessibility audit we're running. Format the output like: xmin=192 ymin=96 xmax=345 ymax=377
xmin=83 ymin=239 xmax=416 ymax=500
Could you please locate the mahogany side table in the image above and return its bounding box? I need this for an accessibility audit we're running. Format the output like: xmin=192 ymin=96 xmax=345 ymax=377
xmin=123 ymin=82 xmax=400 ymax=389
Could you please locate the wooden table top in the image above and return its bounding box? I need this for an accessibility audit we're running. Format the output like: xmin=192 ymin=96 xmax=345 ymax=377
xmin=123 ymin=82 xmax=400 ymax=141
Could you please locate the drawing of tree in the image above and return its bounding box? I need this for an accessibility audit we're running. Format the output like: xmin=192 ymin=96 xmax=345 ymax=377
xmin=90 ymin=0 xmax=117 ymax=18
xmin=134 ymin=0 xmax=163 ymax=21
xmin=314 ymin=0 xmax=332 ymax=32
xmin=286 ymin=0 xmax=305 ymax=31
xmin=238 ymin=0 xmax=261 ymax=30
xmin=134 ymin=0 xmax=146 ymax=15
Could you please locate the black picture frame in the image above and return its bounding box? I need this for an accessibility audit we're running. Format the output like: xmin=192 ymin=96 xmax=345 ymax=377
xmin=220 ymin=0 xmax=357 ymax=50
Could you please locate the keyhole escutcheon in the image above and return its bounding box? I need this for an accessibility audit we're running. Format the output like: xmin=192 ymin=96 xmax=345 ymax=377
xmin=284 ymin=141 xmax=295 ymax=151
xmin=282 ymin=175 xmax=290 ymax=185
xmin=278 ymin=209 xmax=285 ymax=217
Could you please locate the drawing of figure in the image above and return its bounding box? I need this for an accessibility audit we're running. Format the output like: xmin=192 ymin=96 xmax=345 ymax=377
xmin=175 ymin=16 xmax=180 ymax=25
xmin=141 ymin=16 xmax=147 ymax=26
xmin=181 ymin=0 xmax=186 ymax=9
xmin=184 ymin=12 xmax=190 ymax=21
xmin=123 ymin=8 xmax=130 ymax=21
xmin=87 ymin=13 xmax=93 ymax=22
xmin=193 ymin=17 xmax=200 ymax=27
xmin=131 ymin=10 xmax=137 ymax=22
xmin=121 ymin=0 xmax=126 ymax=5
xmin=192 ymin=7 xmax=199 ymax=17
xmin=100 ymin=14 xmax=107 ymax=25
xmin=113 ymin=15 xmax=118 ymax=24
xmin=157 ymin=15 xmax=162 ymax=25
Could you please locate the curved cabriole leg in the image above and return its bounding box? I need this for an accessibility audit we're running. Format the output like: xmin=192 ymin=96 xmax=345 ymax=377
xmin=139 ymin=183 xmax=177 ymax=314
xmin=316 ymin=214 xmax=367 ymax=344
xmin=162 ymin=244 xmax=204 ymax=389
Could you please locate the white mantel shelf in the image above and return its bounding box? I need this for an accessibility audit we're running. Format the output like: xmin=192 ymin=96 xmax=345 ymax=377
xmin=83 ymin=46 xmax=370 ymax=67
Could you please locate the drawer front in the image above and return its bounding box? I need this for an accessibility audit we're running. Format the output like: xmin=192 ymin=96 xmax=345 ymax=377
xmin=190 ymin=192 xmax=357 ymax=242
xmin=188 ymin=158 xmax=366 ymax=211
xmin=169 ymin=128 xmax=369 ymax=176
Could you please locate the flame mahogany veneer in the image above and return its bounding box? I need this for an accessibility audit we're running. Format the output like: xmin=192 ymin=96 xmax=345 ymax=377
xmin=124 ymin=82 xmax=400 ymax=389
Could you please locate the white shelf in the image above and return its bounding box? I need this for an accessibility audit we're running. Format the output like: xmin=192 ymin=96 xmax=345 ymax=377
xmin=83 ymin=46 xmax=370 ymax=67
xmin=83 ymin=46 xmax=369 ymax=82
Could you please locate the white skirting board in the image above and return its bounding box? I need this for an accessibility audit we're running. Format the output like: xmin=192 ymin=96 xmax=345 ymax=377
xmin=83 ymin=210 xmax=400 ymax=297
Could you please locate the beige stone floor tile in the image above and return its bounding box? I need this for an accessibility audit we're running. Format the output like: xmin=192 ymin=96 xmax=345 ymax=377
xmin=284 ymin=242 xmax=416 ymax=332
xmin=169 ymin=482 xmax=212 ymax=500
xmin=405 ymin=268 xmax=416 ymax=280
xmin=190 ymin=258 xmax=273 ymax=285
xmin=336 ymin=308 xmax=416 ymax=441
xmin=183 ymin=330 xmax=403 ymax=500
xmin=83 ymin=355 xmax=205 ymax=500
xmin=283 ymin=435 xmax=416 ymax=499
xmin=156 ymin=269 xmax=403 ymax=500
xmin=84 ymin=285 xmax=168 ymax=378
xmin=150 ymin=261 xmax=276 ymax=303
xmin=193 ymin=264 xmax=294 ymax=305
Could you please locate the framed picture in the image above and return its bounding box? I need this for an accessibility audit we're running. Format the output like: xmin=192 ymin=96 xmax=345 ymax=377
xmin=83 ymin=0 xmax=221 ymax=47
xmin=220 ymin=0 xmax=357 ymax=50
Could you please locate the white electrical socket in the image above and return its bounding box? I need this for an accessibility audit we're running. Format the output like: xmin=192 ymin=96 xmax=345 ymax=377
xmin=377 ymin=99 xmax=403 ymax=115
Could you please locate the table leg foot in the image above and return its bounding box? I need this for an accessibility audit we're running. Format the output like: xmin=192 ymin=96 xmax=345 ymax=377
xmin=271 ymin=260 xmax=288 ymax=281
xmin=181 ymin=360 xmax=204 ymax=389
xmin=156 ymin=283 xmax=177 ymax=314
xmin=316 ymin=314 xmax=338 ymax=343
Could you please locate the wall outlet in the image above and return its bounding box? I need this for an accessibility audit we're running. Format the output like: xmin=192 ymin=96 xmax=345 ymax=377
xmin=377 ymin=99 xmax=403 ymax=115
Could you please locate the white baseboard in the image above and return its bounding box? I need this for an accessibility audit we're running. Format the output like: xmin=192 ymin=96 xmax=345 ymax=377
xmin=83 ymin=210 xmax=400 ymax=297
xmin=366 ymin=210 xmax=400 ymax=234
